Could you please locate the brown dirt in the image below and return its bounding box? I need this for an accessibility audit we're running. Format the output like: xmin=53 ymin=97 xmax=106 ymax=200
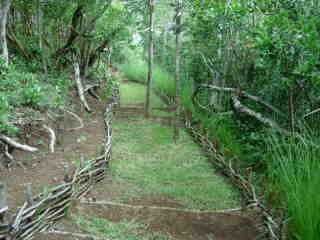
xmin=72 ymin=200 xmax=259 ymax=240
xmin=0 ymin=91 xmax=106 ymax=214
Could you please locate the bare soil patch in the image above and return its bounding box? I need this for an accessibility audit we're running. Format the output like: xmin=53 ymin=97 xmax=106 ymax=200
xmin=0 ymin=92 xmax=106 ymax=213
xmin=73 ymin=200 xmax=259 ymax=240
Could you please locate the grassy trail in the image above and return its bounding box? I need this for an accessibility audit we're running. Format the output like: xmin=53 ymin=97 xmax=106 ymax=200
xmin=42 ymin=79 xmax=259 ymax=240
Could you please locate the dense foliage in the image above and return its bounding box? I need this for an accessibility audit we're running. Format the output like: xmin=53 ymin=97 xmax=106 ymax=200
xmin=118 ymin=1 xmax=320 ymax=239
xmin=1 ymin=0 xmax=320 ymax=239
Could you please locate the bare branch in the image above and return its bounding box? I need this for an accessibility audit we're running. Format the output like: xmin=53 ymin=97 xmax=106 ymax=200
xmin=0 ymin=134 xmax=38 ymax=152
xmin=200 ymin=84 xmax=285 ymax=117
xmin=43 ymin=125 xmax=56 ymax=153
xmin=231 ymin=95 xmax=283 ymax=131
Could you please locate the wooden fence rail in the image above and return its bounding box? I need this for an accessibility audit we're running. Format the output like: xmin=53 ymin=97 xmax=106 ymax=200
xmin=0 ymin=87 xmax=119 ymax=240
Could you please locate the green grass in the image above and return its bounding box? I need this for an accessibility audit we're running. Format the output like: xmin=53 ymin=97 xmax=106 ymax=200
xmin=110 ymin=118 xmax=240 ymax=210
xmin=117 ymin=65 xmax=239 ymax=210
xmin=120 ymin=61 xmax=244 ymax=161
xmin=120 ymin=83 xmax=165 ymax=108
xmin=267 ymin=135 xmax=320 ymax=240
xmin=119 ymin=61 xmax=175 ymax=98
xmin=120 ymin=82 xmax=172 ymax=117
xmin=75 ymin=215 xmax=170 ymax=240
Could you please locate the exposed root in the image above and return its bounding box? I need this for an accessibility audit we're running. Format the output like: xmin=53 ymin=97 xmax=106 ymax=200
xmin=0 ymin=143 xmax=26 ymax=170
xmin=43 ymin=124 xmax=56 ymax=153
xmin=84 ymin=83 xmax=100 ymax=93
xmin=83 ymin=82 xmax=101 ymax=101
xmin=0 ymin=134 xmax=38 ymax=152
xmin=88 ymin=88 xmax=101 ymax=101
xmin=4 ymin=144 xmax=13 ymax=161
xmin=45 ymin=229 xmax=107 ymax=240
xmin=61 ymin=108 xmax=84 ymax=131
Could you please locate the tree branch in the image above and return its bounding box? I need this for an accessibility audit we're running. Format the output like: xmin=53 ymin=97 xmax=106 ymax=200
xmin=0 ymin=134 xmax=38 ymax=152
xmin=200 ymin=84 xmax=285 ymax=117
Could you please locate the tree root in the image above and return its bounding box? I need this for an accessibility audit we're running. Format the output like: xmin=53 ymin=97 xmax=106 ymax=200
xmin=0 ymin=134 xmax=38 ymax=152
xmin=61 ymin=108 xmax=84 ymax=131
xmin=45 ymin=229 xmax=107 ymax=240
xmin=0 ymin=143 xmax=26 ymax=170
xmin=43 ymin=125 xmax=56 ymax=153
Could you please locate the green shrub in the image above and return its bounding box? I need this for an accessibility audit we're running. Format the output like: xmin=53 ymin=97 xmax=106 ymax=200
xmin=0 ymin=62 xmax=72 ymax=134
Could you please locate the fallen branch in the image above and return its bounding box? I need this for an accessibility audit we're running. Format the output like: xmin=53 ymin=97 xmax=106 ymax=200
xmin=303 ymin=107 xmax=320 ymax=119
xmin=0 ymin=134 xmax=38 ymax=152
xmin=80 ymin=199 xmax=243 ymax=214
xmin=200 ymin=84 xmax=285 ymax=117
xmin=43 ymin=125 xmax=56 ymax=153
xmin=231 ymin=95 xmax=283 ymax=132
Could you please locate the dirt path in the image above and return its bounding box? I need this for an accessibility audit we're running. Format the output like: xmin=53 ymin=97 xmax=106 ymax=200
xmin=0 ymin=91 xmax=106 ymax=213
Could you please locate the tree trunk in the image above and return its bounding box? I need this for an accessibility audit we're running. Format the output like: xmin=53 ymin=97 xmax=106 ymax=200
xmin=0 ymin=0 xmax=11 ymax=67
xmin=37 ymin=0 xmax=48 ymax=77
xmin=145 ymin=0 xmax=154 ymax=118
xmin=173 ymin=0 xmax=182 ymax=142
xmin=73 ymin=60 xmax=91 ymax=112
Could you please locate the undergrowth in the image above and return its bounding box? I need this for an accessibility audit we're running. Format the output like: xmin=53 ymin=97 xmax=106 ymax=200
xmin=267 ymin=135 xmax=320 ymax=240
xmin=0 ymin=60 xmax=71 ymax=134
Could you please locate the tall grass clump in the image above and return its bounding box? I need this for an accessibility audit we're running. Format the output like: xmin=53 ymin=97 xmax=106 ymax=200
xmin=119 ymin=60 xmax=175 ymax=98
xmin=268 ymin=135 xmax=320 ymax=240
xmin=119 ymin=60 xmax=147 ymax=83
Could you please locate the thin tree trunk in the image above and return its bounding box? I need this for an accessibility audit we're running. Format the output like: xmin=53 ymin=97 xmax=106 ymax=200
xmin=73 ymin=60 xmax=91 ymax=112
xmin=37 ymin=0 xmax=48 ymax=77
xmin=145 ymin=0 xmax=154 ymax=118
xmin=0 ymin=0 xmax=11 ymax=67
xmin=174 ymin=0 xmax=182 ymax=142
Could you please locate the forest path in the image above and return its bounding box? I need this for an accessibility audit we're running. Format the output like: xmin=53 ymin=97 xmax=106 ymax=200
xmin=38 ymin=80 xmax=259 ymax=240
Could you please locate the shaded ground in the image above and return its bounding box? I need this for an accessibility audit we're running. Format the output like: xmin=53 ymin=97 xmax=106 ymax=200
xmin=3 ymin=78 xmax=259 ymax=239
xmin=72 ymin=202 xmax=258 ymax=240
xmin=0 ymin=91 xmax=106 ymax=213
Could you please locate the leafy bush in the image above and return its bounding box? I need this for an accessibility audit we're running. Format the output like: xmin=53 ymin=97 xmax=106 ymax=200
xmin=0 ymin=62 xmax=71 ymax=134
